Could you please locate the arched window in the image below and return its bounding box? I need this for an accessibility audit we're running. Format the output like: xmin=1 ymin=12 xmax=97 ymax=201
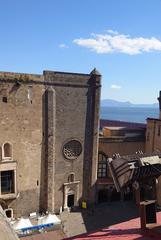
xmin=97 ymin=152 xmax=108 ymax=178
xmin=68 ymin=173 xmax=75 ymax=183
xmin=2 ymin=142 xmax=12 ymax=160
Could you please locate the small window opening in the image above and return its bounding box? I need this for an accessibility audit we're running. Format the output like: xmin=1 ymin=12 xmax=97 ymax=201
xmin=68 ymin=173 xmax=75 ymax=183
xmin=5 ymin=209 xmax=13 ymax=218
xmin=2 ymin=97 xmax=7 ymax=103
xmin=3 ymin=143 xmax=12 ymax=158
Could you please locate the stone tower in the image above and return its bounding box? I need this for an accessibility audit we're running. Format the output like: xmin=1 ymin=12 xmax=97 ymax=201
xmin=42 ymin=69 xmax=101 ymax=212
xmin=0 ymin=69 xmax=101 ymax=216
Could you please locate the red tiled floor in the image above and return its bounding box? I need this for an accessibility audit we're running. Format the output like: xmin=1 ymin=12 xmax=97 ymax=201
xmin=65 ymin=212 xmax=161 ymax=240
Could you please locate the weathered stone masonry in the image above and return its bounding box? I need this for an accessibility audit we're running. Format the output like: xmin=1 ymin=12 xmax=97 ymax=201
xmin=0 ymin=69 xmax=101 ymax=217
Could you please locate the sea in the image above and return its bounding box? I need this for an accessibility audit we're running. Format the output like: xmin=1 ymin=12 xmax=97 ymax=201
xmin=100 ymin=107 xmax=159 ymax=124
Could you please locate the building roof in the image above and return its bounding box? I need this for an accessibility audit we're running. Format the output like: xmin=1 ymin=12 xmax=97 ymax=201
xmin=147 ymin=117 xmax=161 ymax=122
xmin=100 ymin=119 xmax=146 ymax=130
xmin=108 ymin=153 xmax=161 ymax=192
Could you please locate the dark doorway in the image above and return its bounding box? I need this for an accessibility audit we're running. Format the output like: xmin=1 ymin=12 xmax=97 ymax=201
xmin=67 ymin=194 xmax=74 ymax=207
xmin=124 ymin=191 xmax=133 ymax=201
xmin=146 ymin=203 xmax=156 ymax=224
xmin=111 ymin=189 xmax=121 ymax=201
xmin=98 ymin=189 xmax=108 ymax=203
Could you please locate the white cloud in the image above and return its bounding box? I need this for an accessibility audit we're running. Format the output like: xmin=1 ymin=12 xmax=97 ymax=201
xmin=58 ymin=43 xmax=69 ymax=49
xmin=106 ymin=29 xmax=118 ymax=35
xmin=73 ymin=31 xmax=161 ymax=55
xmin=111 ymin=84 xmax=122 ymax=89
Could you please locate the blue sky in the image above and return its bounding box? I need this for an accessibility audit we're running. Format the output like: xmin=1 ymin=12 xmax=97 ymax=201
xmin=1 ymin=0 xmax=161 ymax=103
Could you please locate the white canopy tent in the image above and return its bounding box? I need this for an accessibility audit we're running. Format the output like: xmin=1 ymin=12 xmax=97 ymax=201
xmin=12 ymin=218 xmax=33 ymax=230
xmin=38 ymin=213 xmax=61 ymax=225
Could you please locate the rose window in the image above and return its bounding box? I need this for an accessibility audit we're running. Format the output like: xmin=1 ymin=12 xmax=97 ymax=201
xmin=63 ymin=140 xmax=82 ymax=160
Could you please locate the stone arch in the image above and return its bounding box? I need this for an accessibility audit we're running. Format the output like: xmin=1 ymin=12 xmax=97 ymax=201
xmin=2 ymin=142 xmax=12 ymax=160
xmin=68 ymin=173 xmax=75 ymax=183
xmin=63 ymin=181 xmax=80 ymax=210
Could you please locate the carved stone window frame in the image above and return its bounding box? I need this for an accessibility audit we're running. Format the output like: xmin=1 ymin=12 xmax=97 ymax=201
xmin=63 ymin=180 xmax=80 ymax=210
xmin=68 ymin=172 xmax=75 ymax=183
xmin=2 ymin=142 xmax=13 ymax=161
xmin=0 ymin=162 xmax=17 ymax=200
xmin=62 ymin=139 xmax=82 ymax=160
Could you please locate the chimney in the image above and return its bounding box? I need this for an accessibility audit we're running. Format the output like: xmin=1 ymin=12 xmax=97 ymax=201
xmin=157 ymin=91 xmax=161 ymax=119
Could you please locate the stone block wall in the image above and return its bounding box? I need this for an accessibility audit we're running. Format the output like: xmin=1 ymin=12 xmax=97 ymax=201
xmin=0 ymin=69 xmax=101 ymax=216
xmin=43 ymin=70 xmax=101 ymax=212
xmin=0 ymin=72 xmax=44 ymax=217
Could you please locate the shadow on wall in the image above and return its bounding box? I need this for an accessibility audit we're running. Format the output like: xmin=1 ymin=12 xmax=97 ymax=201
xmin=39 ymin=91 xmax=47 ymax=212
xmin=82 ymin=76 xmax=97 ymax=204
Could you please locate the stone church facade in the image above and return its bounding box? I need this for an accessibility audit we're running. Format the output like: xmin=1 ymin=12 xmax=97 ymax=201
xmin=0 ymin=69 xmax=101 ymax=217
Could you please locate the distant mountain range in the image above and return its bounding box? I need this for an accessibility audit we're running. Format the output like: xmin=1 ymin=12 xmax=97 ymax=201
xmin=101 ymin=99 xmax=159 ymax=108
